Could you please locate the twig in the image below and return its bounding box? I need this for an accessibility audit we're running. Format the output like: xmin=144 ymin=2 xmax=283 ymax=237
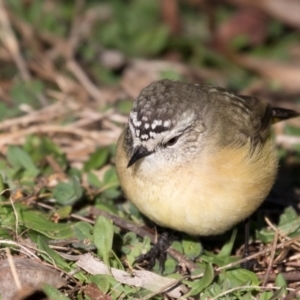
xmin=9 ymin=194 xmax=19 ymax=241
xmin=0 ymin=101 xmax=76 ymax=131
xmin=67 ymin=59 xmax=102 ymax=102
xmin=257 ymin=271 xmax=300 ymax=282
xmin=262 ymin=219 xmax=278 ymax=286
xmin=0 ymin=0 xmax=47 ymax=105
xmin=0 ymin=240 xmax=40 ymax=260
xmin=283 ymin=286 xmax=300 ymax=300
xmin=264 ymin=214 xmax=300 ymax=251
xmin=5 ymin=247 xmax=22 ymax=290
xmin=217 ymin=235 xmax=300 ymax=272
xmin=0 ymin=0 xmax=30 ymax=80
xmin=0 ymin=124 xmax=118 ymax=150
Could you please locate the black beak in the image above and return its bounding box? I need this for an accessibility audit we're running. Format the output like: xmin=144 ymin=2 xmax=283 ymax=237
xmin=127 ymin=146 xmax=152 ymax=168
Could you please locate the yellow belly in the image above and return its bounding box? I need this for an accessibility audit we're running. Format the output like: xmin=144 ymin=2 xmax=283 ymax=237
xmin=116 ymin=134 xmax=278 ymax=236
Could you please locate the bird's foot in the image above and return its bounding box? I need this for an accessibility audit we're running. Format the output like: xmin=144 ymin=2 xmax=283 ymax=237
xmin=241 ymin=258 xmax=256 ymax=270
xmin=134 ymin=231 xmax=171 ymax=273
xmin=241 ymin=246 xmax=256 ymax=270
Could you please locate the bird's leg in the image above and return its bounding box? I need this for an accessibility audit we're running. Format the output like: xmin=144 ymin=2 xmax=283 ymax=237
xmin=241 ymin=217 xmax=255 ymax=269
xmin=244 ymin=217 xmax=250 ymax=258
xmin=134 ymin=231 xmax=173 ymax=273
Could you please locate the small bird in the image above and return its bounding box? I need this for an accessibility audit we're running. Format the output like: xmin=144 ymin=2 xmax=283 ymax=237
xmin=115 ymin=79 xmax=298 ymax=264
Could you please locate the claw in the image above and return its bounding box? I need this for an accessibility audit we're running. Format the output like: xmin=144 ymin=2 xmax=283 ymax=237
xmin=134 ymin=231 xmax=171 ymax=273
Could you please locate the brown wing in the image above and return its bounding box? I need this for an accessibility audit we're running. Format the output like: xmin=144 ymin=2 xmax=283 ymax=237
xmin=203 ymin=86 xmax=299 ymax=151
xmin=227 ymin=94 xmax=273 ymax=149
xmin=236 ymin=95 xmax=299 ymax=149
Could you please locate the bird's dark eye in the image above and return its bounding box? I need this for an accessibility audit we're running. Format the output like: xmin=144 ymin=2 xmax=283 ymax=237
xmin=165 ymin=136 xmax=179 ymax=147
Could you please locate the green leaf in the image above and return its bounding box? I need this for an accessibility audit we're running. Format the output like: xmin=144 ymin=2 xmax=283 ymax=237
xmin=84 ymin=147 xmax=109 ymax=171
xmin=55 ymin=206 xmax=72 ymax=219
xmin=0 ymin=227 xmax=12 ymax=239
xmin=43 ymin=283 xmax=70 ymax=300
xmin=184 ymin=263 xmax=214 ymax=296
xmin=279 ymin=206 xmax=298 ymax=225
xmin=73 ymin=221 xmax=94 ymax=241
xmin=259 ymin=291 xmax=273 ymax=300
xmin=72 ymin=221 xmax=95 ymax=250
xmin=181 ymin=236 xmax=202 ymax=260
xmin=93 ymin=216 xmax=114 ymax=269
xmin=100 ymin=167 xmax=120 ymax=198
xmin=19 ymin=208 xmax=74 ymax=239
xmin=37 ymin=235 xmax=70 ymax=271
xmin=223 ymin=268 xmax=260 ymax=286
xmin=258 ymin=207 xmax=300 ymax=243
xmin=7 ymin=145 xmax=39 ymax=177
xmin=53 ymin=176 xmax=83 ymax=205
xmin=275 ymin=273 xmax=287 ymax=288
xmin=122 ymin=233 xmax=151 ymax=266
xmin=218 ymin=228 xmax=237 ymax=257
xmin=268 ymin=287 xmax=286 ymax=300
xmin=103 ymin=167 xmax=119 ymax=186
xmin=171 ymin=240 xmax=183 ymax=254
xmin=162 ymin=254 xmax=177 ymax=275
xmin=278 ymin=207 xmax=300 ymax=236
xmin=23 ymin=135 xmax=67 ymax=170
xmin=0 ymin=204 xmax=16 ymax=228
xmin=201 ymin=251 xmax=238 ymax=267
xmin=87 ymin=172 xmax=102 ymax=188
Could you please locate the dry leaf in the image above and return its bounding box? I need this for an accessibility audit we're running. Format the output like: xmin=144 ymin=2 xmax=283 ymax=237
xmin=76 ymin=253 xmax=186 ymax=298
xmin=0 ymin=257 xmax=66 ymax=300
xmin=84 ymin=283 xmax=112 ymax=300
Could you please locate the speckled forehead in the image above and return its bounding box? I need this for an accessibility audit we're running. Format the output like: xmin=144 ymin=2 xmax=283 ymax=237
xmin=129 ymin=110 xmax=173 ymax=141
xmin=129 ymin=90 xmax=177 ymax=141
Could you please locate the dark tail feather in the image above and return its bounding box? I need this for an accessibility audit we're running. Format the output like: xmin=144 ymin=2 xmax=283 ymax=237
xmin=272 ymin=107 xmax=300 ymax=123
